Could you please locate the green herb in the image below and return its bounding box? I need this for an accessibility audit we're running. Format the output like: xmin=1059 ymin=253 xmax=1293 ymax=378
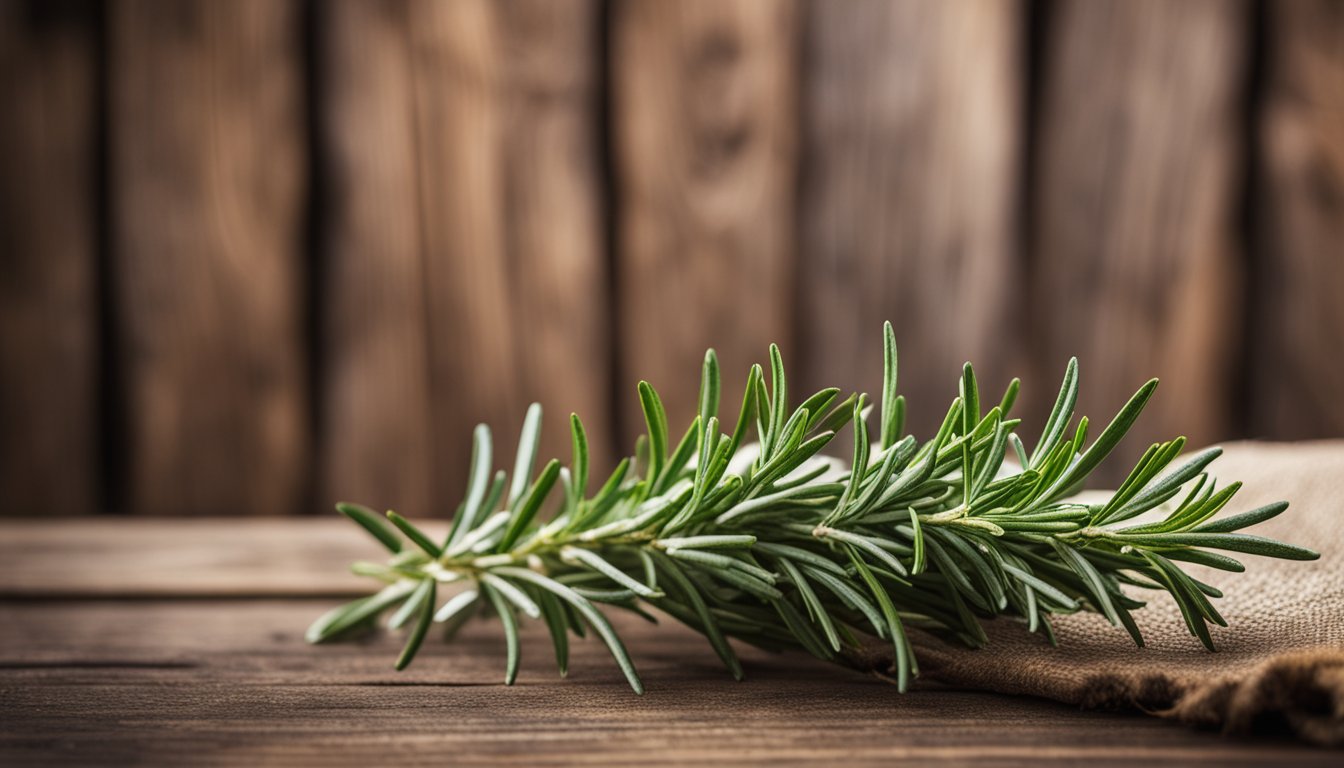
xmin=309 ymin=323 xmax=1319 ymax=692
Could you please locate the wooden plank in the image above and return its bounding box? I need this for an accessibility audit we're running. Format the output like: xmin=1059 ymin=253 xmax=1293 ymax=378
xmin=108 ymin=0 xmax=309 ymax=515
xmin=498 ymin=0 xmax=614 ymax=472
xmin=1252 ymin=0 xmax=1344 ymax=438
xmin=321 ymin=0 xmax=609 ymax=516
xmin=0 ymin=518 xmax=428 ymax=598
xmin=797 ymin=0 xmax=1022 ymax=438
xmin=1030 ymin=0 xmax=1246 ymax=473
xmin=3 ymin=600 xmax=1333 ymax=766
xmin=0 ymin=0 xmax=98 ymax=515
xmin=612 ymin=0 xmax=799 ymax=438
xmin=318 ymin=0 xmax=436 ymax=518
xmin=407 ymin=0 xmax=521 ymax=513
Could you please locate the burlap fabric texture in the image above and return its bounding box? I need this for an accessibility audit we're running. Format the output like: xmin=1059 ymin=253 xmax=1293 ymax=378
xmin=860 ymin=441 xmax=1344 ymax=745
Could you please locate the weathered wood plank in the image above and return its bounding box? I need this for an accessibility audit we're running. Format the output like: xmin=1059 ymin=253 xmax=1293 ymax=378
xmin=0 ymin=0 xmax=98 ymax=516
xmin=320 ymin=0 xmax=610 ymax=516
xmin=612 ymin=0 xmax=799 ymax=438
xmin=797 ymin=0 xmax=1022 ymax=438
xmin=318 ymin=0 xmax=436 ymax=518
xmin=498 ymin=0 xmax=614 ymax=472
xmin=1030 ymin=0 xmax=1246 ymax=473
xmin=1252 ymin=0 xmax=1344 ymax=439
xmin=109 ymin=0 xmax=309 ymax=515
xmin=0 ymin=518 xmax=423 ymax=598
xmin=408 ymin=0 xmax=521 ymax=514
xmin=2 ymin=600 xmax=1334 ymax=766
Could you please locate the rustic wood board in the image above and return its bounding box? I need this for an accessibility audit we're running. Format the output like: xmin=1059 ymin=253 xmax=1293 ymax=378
xmin=108 ymin=0 xmax=310 ymax=516
xmin=498 ymin=0 xmax=615 ymax=473
xmin=317 ymin=0 xmax=440 ymax=519
xmin=612 ymin=0 xmax=799 ymax=440
xmin=797 ymin=0 xmax=1022 ymax=439
xmin=0 ymin=0 xmax=99 ymax=517
xmin=2 ymin=599 xmax=1336 ymax=766
xmin=1029 ymin=0 xmax=1247 ymax=476
xmin=0 ymin=518 xmax=440 ymax=598
xmin=318 ymin=0 xmax=611 ymax=514
xmin=1 ymin=520 xmax=1336 ymax=764
xmin=1251 ymin=0 xmax=1344 ymax=439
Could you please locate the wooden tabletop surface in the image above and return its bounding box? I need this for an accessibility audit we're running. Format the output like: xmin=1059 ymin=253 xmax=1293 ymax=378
xmin=1 ymin=518 xmax=1336 ymax=766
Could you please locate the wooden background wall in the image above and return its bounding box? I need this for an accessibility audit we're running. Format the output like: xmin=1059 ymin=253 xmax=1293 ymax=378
xmin=1 ymin=0 xmax=1341 ymax=517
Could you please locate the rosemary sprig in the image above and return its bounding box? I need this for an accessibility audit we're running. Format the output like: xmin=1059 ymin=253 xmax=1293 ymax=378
xmin=308 ymin=324 xmax=1319 ymax=693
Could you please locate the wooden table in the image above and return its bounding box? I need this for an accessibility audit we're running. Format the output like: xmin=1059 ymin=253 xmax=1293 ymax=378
xmin=0 ymin=519 xmax=1334 ymax=766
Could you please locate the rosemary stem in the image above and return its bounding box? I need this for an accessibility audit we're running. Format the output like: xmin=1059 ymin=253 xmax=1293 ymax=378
xmin=311 ymin=328 xmax=1318 ymax=692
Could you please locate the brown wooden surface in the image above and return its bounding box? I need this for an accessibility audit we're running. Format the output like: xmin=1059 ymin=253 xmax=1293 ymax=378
xmin=1252 ymin=0 xmax=1344 ymax=439
xmin=797 ymin=0 xmax=1022 ymax=438
xmin=0 ymin=518 xmax=437 ymax=598
xmin=319 ymin=0 xmax=609 ymax=515
xmin=318 ymin=0 xmax=438 ymax=518
xmin=499 ymin=0 xmax=614 ymax=472
xmin=409 ymin=0 xmax=523 ymax=514
xmin=0 ymin=0 xmax=98 ymax=517
xmin=109 ymin=0 xmax=310 ymax=516
xmin=1 ymin=518 xmax=1337 ymax=765
xmin=1030 ymin=0 xmax=1247 ymax=471
xmin=612 ymin=0 xmax=799 ymax=438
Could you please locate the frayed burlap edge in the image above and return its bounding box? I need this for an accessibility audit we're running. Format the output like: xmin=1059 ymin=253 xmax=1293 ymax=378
xmin=1164 ymin=649 xmax=1344 ymax=746
xmin=853 ymin=637 xmax=1344 ymax=746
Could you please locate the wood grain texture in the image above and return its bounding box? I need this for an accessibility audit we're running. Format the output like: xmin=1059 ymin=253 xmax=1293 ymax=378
xmin=1252 ymin=0 xmax=1344 ymax=438
xmin=1031 ymin=0 xmax=1246 ymax=473
xmin=4 ymin=515 xmax=1340 ymax=763
xmin=2 ymin=597 xmax=1338 ymax=765
xmin=4 ymin=686 xmax=1328 ymax=767
xmin=797 ymin=0 xmax=1022 ymax=439
xmin=409 ymin=0 xmax=521 ymax=515
xmin=319 ymin=0 xmax=609 ymax=516
xmin=612 ymin=0 xmax=799 ymax=439
xmin=0 ymin=517 xmax=430 ymax=598
xmin=0 ymin=0 xmax=98 ymax=516
xmin=109 ymin=0 xmax=309 ymax=515
xmin=498 ymin=0 xmax=613 ymax=472
xmin=319 ymin=0 xmax=436 ymax=518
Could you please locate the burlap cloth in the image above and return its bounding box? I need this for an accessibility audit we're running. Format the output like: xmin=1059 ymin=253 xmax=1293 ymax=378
xmin=860 ymin=441 xmax=1344 ymax=745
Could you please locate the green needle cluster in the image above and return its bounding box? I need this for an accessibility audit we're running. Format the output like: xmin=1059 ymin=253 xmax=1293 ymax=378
xmin=308 ymin=324 xmax=1319 ymax=693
